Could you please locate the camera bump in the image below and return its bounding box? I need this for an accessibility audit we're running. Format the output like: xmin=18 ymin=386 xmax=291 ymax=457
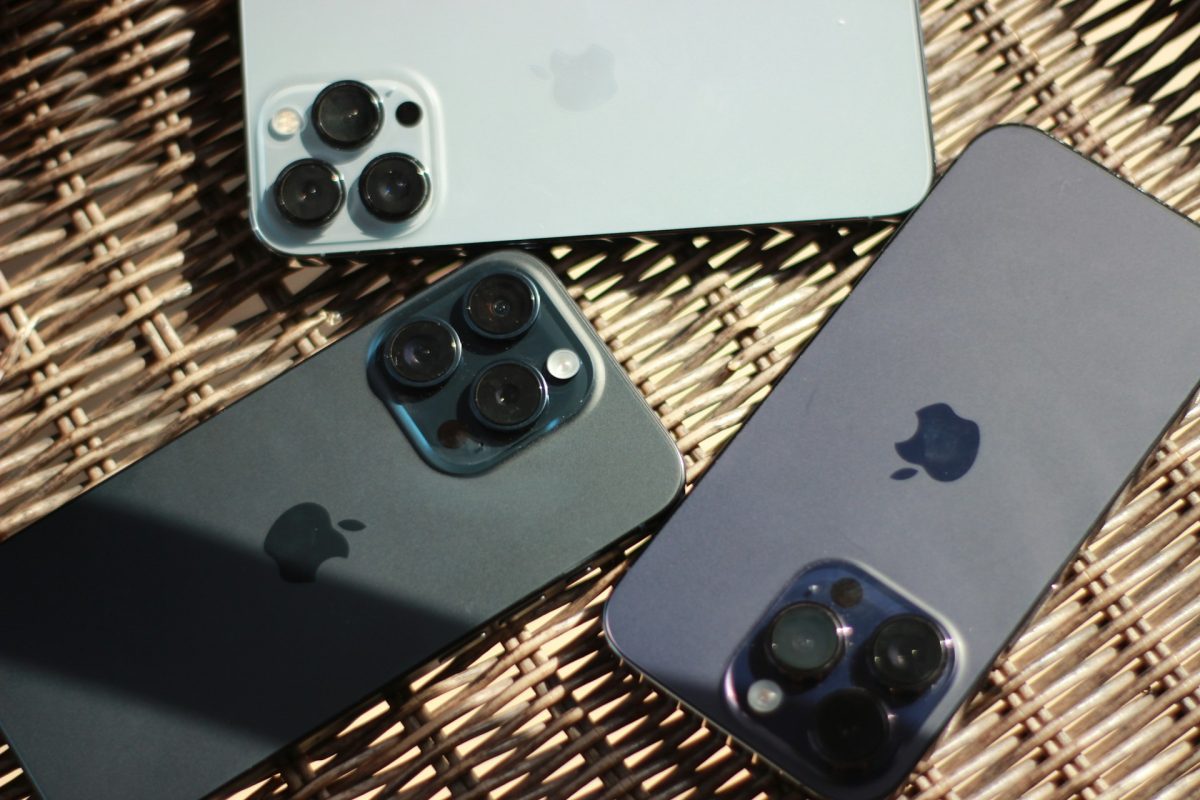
xmin=725 ymin=561 xmax=955 ymax=789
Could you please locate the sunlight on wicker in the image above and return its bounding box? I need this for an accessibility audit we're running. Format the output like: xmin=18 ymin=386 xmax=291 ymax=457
xmin=4 ymin=0 xmax=1200 ymax=798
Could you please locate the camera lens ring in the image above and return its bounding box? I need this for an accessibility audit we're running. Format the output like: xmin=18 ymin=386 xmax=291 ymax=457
xmin=765 ymin=602 xmax=845 ymax=681
xmin=810 ymin=688 xmax=891 ymax=770
xmin=358 ymin=153 xmax=430 ymax=222
xmin=869 ymin=614 xmax=949 ymax=694
xmin=470 ymin=360 xmax=548 ymax=431
xmin=464 ymin=272 xmax=540 ymax=340
xmin=381 ymin=319 xmax=461 ymax=389
xmin=312 ymin=80 xmax=383 ymax=150
xmin=273 ymin=159 xmax=344 ymax=227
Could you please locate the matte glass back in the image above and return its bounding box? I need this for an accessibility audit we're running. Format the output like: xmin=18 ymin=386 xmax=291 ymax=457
xmin=605 ymin=126 xmax=1200 ymax=799
xmin=240 ymin=0 xmax=933 ymax=256
xmin=0 ymin=251 xmax=684 ymax=800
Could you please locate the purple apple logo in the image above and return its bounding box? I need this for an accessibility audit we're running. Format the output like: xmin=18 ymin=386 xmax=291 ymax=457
xmin=264 ymin=503 xmax=364 ymax=583
xmin=891 ymin=403 xmax=980 ymax=482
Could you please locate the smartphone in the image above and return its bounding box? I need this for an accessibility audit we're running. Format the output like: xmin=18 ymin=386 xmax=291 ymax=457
xmin=0 ymin=250 xmax=683 ymax=800
xmin=604 ymin=125 xmax=1200 ymax=799
xmin=240 ymin=0 xmax=933 ymax=256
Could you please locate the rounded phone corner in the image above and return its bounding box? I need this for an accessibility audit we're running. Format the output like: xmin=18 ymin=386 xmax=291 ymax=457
xmin=891 ymin=150 xmax=937 ymax=218
xmin=955 ymin=123 xmax=1061 ymax=164
xmin=601 ymin=455 xmax=684 ymax=675
xmin=246 ymin=203 xmax=334 ymax=260
xmin=246 ymin=203 xmax=291 ymax=257
xmin=870 ymin=129 xmax=936 ymax=219
xmin=600 ymin=586 xmax=636 ymax=668
xmin=655 ymin=444 xmax=687 ymax=515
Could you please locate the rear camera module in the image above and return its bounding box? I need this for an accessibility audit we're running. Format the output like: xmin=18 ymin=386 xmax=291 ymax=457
xmin=869 ymin=614 xmax=949 ymax=694
xmin=464 ymin=272 xmax=539 ymax=339
xmin=811 ymin=688 xmax=890 ymax=770
xmin=359 ymin=153 xmax=430 ymax=222
xmin=382 ymin=319 xmax=461 ymax=388
xmin=273 ymin=159 xmax=344 ymax=227
xmin=766 ymin=602 xmax=844 ymax=680
xmin=312 ymin=80 xmax=382 ymax=149
xmin=471 ymin=361 xmax=548 ymax=431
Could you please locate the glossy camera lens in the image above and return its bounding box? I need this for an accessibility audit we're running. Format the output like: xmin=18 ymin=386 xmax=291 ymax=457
xmin=471 ymin=361 xmax=547 ymax=431
xmin=359 ymin=153 xmax=430 ymax=222
xmin=869 ymin=614 xmax=949 ymax=693
xmin=766 ymin=603 xmax=844 ymax=680
xmin=811 ymin=689 xmax=890 ymax=770
xmin=382 ymin=320 xmax=460 ymax=388
xmin=274 ymin=159 xmax=344 ymax=227
xmin=464 ymin=272 xmax=539 ymax=339
xmin=312 ymin=80 xmax=382 ymax=149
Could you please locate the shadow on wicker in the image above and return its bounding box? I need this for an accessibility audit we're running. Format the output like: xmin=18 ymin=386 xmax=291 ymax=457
xmin=5 ymin=1 xmax=1200 ymax=798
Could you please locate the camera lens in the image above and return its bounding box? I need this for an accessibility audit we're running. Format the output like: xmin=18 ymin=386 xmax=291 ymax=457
xmin=396 ymin=101 xmax=422 ymax=127
xmin=869 ymin=615 xmax=949 ymax=693
xmin=312 ymin=80 xmax=382 ymax=149
xmin=811 ymin=689 xmax=890 ymax=769
xmin=274 ymin=159 xmax=344 ymax=227
xmin=766 ymin=603 xmax=844 ymax=680
xmin=359 ymin=153 xmax=430 ymax=222
xmin=382 ymin=320 xmax=460 ymax=388
xmin=464 ymin=273 xmax=539 ymax=339
xmin=471 ymin=361 xmax=548 ymax=430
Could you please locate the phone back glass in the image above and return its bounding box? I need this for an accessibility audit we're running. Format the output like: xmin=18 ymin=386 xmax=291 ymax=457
xmin=240 ymin=0 xmax=933 ymax=255
xmin=0 ymin=253 xmax=683 ymax=800
xmin=605 ymin=126 xmax=1200 ymax=798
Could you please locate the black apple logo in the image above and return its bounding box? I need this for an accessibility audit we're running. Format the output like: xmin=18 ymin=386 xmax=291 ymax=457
xmin=263 ymin=503 xmax=365 ymax=583
xmin=891 ymin=403 xmax=980 ymax=482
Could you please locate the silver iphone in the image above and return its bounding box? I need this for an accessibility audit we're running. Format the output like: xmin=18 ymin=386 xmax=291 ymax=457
xmin=240 ymin=0 xmax=934 ymax=256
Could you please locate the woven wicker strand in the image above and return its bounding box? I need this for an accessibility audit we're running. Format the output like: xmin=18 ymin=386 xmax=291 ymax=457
xmin=5 ymin=1 xmax=1200 ymax=798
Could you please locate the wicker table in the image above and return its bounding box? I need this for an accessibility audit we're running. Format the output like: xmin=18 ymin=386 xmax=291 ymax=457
xmin=4 ymin=1 xmax=1200 ymax=798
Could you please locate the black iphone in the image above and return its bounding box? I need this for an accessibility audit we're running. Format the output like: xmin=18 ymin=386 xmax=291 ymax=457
xmin=605 ymin=125 xmax=1200 ymax=799
xmin=0 ymin=250 xmax=683 ymax=800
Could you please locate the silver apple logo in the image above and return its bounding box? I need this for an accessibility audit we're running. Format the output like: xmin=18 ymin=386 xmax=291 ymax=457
xmin=534 ymin=45 xmax=618 ymax=112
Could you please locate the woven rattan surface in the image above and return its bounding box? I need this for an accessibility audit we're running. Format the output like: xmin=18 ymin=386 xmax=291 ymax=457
xmin=4 ymin=1 xmax=1200 ymax=798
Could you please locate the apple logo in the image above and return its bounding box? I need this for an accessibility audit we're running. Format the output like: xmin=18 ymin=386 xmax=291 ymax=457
xmin=891 ymin=403 xmax=980 ymax=482
xmin=532 ymin=45 xmax=618 ymax=112
xmin=263 ymin=503 xmax=365 ymax=583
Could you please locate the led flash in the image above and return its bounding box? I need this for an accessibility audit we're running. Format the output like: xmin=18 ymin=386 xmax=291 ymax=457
xmin=270 ymin=108 xmax=303 ymax=137
xmin=546 ymin=348 xmax=581 ymax=381
xmin=747 ymin=679 xmax=783 ymax=714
